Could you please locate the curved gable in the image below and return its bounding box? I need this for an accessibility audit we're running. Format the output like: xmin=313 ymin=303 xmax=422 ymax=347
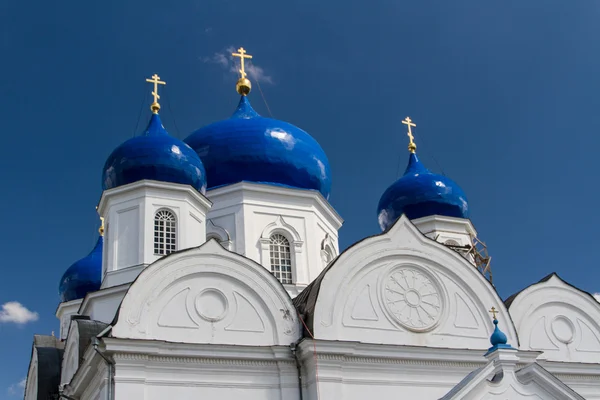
xmin=507 ymin=274 xmax=600 ymax=363
xmin=308 ymin=215 xmax=517 ymax=349
xmin=111 ymin=239 xmax=301 ymax=345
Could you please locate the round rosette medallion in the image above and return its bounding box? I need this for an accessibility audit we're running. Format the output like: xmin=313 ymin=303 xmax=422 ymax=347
xmin=381 ymin=266 xmax=443 ymax=332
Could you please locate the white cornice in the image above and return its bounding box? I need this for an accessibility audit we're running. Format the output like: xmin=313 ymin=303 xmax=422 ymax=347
xmin=207 ymin=182 xmax=343 ymax=229
xmin=103 ymin=337 xmax=294 ymax=363
xmin=55 ymin=298 xmax=83 ymax=318
xmin=411 ymin=214 xmax=477 ymax=237
xmin=98 ymin=180 xmax=212 ymax=214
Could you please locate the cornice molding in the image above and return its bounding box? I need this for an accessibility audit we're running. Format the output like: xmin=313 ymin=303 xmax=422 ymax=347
xmin=207 ymin=181 xmax=343 ymax=228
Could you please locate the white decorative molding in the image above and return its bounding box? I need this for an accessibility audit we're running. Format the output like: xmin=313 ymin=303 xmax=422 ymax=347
xmin=318 ymin=215 xmax=516 ymax=349
xmin=207 ymin=219 xmax=233 ymax=251
xmin=258 ymin=215 xmax=305 ymax=283
xmin=111 ymin=240 xmax=301 ymax=346
xmin=508 ymin=274 xmax=600 ymax=363
xmin=380 ymin=265 xmax=443 ymax=332
xmin=260 ymin=215 xmax=303 ymax=244
xmin=320 ymin=233 xmax=337 ymax=267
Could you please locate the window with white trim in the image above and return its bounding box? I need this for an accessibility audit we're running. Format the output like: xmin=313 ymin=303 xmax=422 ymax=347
xmin=269 ymin=233 xmax=292 ymax=284
xmin=154 ymin=210 xmax=176 ymax=255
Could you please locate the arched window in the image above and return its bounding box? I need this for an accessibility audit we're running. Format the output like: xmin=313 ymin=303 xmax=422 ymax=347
xmin=154 ymin=210 xmax=176 ymax=255
xmin=269 ymin=233 xmax=292 ymax=284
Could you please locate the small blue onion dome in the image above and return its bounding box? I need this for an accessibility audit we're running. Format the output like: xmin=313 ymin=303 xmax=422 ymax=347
xmin=184 ymin=96 xmax=332 ymax=199
xmin=58 ymin=236 xmax=103 ymax=302
xmin=490 ymin=318 xmax=508 ymax=347
xmin=102 ymin=113 xmax=207 ymax=193
xmin=377 ymin=152 xmax=469 ymax=231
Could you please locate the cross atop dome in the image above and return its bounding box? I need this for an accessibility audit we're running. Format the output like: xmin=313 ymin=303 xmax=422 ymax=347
xmin=145 ymin=73 xmax=166 ymax=114
xmin=232 ymin=46 xmax=253 ymax=96
xmin=402 ymin=116 xmax=417 ymax=153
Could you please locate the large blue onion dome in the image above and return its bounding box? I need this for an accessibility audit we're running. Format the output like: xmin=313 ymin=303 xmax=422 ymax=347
xmin=184 ymin=96 xmax=332 ymax=199
xmin=377 ymin=151 xmax=469 ymax=231
xmin=102 ymin=112 xmax=207 ymax=193
xmin=58 ymin=236 xmax=103 ymax=302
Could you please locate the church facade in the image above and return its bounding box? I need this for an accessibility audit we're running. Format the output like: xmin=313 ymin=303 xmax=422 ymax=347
xmin=24 ymin=49 xmax=600 ymax=400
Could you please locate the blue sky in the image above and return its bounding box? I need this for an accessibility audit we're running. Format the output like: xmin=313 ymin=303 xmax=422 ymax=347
xmin=1 ymin=0 xmax=600 ymax=397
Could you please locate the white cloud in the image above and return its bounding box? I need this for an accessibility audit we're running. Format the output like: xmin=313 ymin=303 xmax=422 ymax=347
xmin=202 ymin=46 xmax=274 ymax=85
xmin=594 ymin=293 xmax=600 ymax=303
xmin=7 ymin=378 xmax=25 ymax=396
xmin=0 ymin=302 xmax=39 ymax=325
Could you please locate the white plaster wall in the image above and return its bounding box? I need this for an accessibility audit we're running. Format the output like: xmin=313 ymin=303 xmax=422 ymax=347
xmin=111 ymin=241 xmax=301 ymax=346
xmin=412 ymin=215 xmax=477 ymax=247
xmin=206 ymin=182 xmax=343 ymax=295
xmin=80 ymin=285 xmax=129 ymax=324
xmin=98 ymin=180 xmax=211 ymax=288
xmin=112 ymin=357 xmax=300 ymax=400
xmin=56 ymin=298 xmax=82 ymax=339
xmin=60 ymin=323 xmax=80 ymax=385
xmin=508 ymin=274 xmax=600 ymax=364
xmin=312 ymin=215 xmax=517 ymax=349
xmin=298 ymin=342 xmax=488 ymax=400
xmin=24 ymin=351 xmax=38 ymax=400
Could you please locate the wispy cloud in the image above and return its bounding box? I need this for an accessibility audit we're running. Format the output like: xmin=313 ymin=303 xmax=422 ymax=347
xmin=594 ymin=293 xmax=600 ymax=303
xmin=0 ymin=302 xmax=39 ymax=325
xmin=7 ymin=378 xmax=25 ymax=396
xmin=202 ymin=46 xmax=274 ymax=85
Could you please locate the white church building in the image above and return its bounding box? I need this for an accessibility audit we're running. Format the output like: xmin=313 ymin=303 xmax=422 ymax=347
xmin=24 ymin=49 xmax=600 ymax=400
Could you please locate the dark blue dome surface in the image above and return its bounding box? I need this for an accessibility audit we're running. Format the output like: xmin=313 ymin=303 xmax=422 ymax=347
xmin=103 ymin=113 xmax=207 ymax=193
xmin=184 ymin=96 xmax=332 ymax=199
xmin=377 ymin=153 xmax=469 ymax=231
xmin=59 ymin=236 xmax=103 ymax=302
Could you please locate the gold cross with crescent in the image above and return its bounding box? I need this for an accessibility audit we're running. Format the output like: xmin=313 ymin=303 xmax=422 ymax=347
xmin=489 ymin=306 xmax=498 ymax=320
xmin=402 ymin=116 xmax=417 ymax=153
xmin=232 ymin=47 xmax=253 ymax=79
xmin=145 ymin=74 xmax=166 ymax=113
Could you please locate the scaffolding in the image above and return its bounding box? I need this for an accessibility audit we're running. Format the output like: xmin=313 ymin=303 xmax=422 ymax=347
xmin=443 ymin=236 xmax=493 ymax=284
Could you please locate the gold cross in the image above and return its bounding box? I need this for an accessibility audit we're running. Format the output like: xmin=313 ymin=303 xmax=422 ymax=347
xmin=489 ymin=306 xmax=498 ymax=320
xmin=402 ymin=116 xmax=417 ymax=153
xmin=145 ymin=74 xmax=166 ymax=112
xmin=232 ymin=47 xmax=253 ymax=79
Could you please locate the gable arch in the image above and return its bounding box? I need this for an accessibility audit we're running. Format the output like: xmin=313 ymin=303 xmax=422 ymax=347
xmin=507 ymin=274 xmax=600 ymax=363
xmin=111 ymin=240 xmax=301 ymax=346
xmin=307 ymin=215 xmax=517 ymax=349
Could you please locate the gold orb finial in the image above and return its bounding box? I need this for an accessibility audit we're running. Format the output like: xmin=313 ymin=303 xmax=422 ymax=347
xmin=236 ymin=77 xmax=252 ymax=96
xmin=145 ymin=74 xmax=166 ymax=114
xmin=232 ymin=47 xmax=253 ymax=96
xmin=402 ymin=116 xmax=417 ymax=153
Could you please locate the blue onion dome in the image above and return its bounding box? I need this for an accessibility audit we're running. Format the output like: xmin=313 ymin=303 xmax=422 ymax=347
xmin=377 ymin=135 xmax=469 ymax=231
xmin=490 ymin=318 xmax=508 ymax=347
xmin=184 ymin=95 xmax=332 ymax=199
xmin=59 ymin=236 xmax=103 ymax=302
xmin=102 ymin=112 xmax=207 ymax=193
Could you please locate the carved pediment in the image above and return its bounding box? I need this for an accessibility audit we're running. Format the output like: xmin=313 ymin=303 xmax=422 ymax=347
xmin=507 ymin=274 xmax=600 ymax=363
xmin=112 ymin=240 xmax=301 ymax=345
xmin=311 ymin=215 xmax=517 ymax=349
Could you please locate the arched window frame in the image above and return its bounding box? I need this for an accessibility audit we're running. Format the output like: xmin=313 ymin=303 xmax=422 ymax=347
xmin=206 ymin=220 xmax=233 ymax=251
xmin=268 ymin=233 xmax=293 ymax=284
xmin=320 ymin=233 xmax=338 ymax=268
xmin=259 ymin=216 xmax=303 ymax=285
xmin=153 ymin=209 xmax=177 ymax=256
